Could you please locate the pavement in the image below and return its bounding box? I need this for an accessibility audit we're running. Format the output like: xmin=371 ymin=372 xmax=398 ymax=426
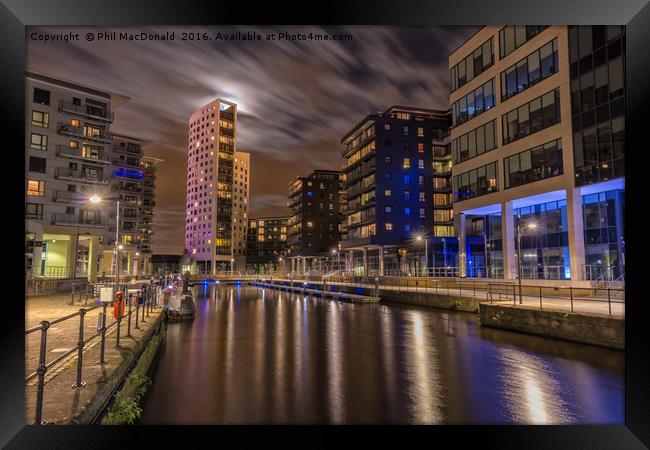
xmin=281 ymin=278 xmax=625 ymax=318
xmin=25 ymin=291 xmax=162 ymax=424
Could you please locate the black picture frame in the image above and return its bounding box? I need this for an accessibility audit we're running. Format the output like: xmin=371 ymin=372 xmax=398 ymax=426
xmin=2 ymin=0 xmax=648 ymax=448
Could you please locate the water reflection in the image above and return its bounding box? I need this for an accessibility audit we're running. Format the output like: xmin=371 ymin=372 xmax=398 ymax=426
xmin=141 ymin=285 xmax=623 ymax=425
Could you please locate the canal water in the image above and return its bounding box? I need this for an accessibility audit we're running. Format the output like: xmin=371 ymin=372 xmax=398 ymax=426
xmin=140 ymin=284 xmax=623 ymax=425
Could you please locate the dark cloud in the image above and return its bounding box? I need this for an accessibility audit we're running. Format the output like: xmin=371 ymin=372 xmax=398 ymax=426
xmin=27 ymin=25 xmax=477 ymax=254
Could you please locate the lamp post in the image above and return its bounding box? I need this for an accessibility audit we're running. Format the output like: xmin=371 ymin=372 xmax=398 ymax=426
xmin=415 ymin=235 xmax=428 ymax=277
xmin=516 ymin=216 xmax=537 ymax=304
xmin=230 ymin=258 xmax=234 ymax=276
xmin=89 ymin=194 xmax=121 ymax=292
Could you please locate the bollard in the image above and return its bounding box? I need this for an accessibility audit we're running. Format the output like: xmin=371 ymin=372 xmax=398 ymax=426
xmin=98 ymin=304 xmax=107 ymax=364
xmin=34 ymin=320 xmax=50 ymax=425
xmin=72 ymin=309 xmax=86 ymax=388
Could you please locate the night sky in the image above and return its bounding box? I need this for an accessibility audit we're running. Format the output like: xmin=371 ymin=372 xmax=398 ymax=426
xmin=27 ymin=26 xmax=477 ymax=255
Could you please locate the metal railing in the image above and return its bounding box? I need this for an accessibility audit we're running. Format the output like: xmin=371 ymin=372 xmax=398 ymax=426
xmin=59 ymin=100 xmax=114 ymax=122
xmin=276 ymin=274 xmax=624 ymax=317
xmin=56 ymin=144 xmax=111 ymax=163
xmin=25 ymin=283 xmax=162 ymax=425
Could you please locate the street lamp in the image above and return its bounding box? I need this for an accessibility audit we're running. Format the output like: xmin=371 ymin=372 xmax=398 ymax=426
xmin=89 ymin=194 xmax=121 ymax=292
xmin=516 ymin=218 xmax=537 ymax=304
xmin=230 ymin=258 xmax=235 ymax=276
xmin=415 ymin=234 xmax=428 ymax=277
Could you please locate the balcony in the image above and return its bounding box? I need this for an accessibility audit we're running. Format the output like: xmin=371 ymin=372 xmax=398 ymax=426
xmin=220 ymin=127 xmax=234 ymax=137
xmin=341 ymin=133 xmax=375 ymax=158
xmin=52 ymin=190 xmax=93 ymax=203
xmin=59 ymin=100 xmax=114 ymax=122
xmin=433 ymin=167 xmax=452 ymax=176
xmin=432 ymin=180 xmax=452 ymax=192
xmin=113 ymin=143 xmax=144 ymax=156
xmin=112 ymin=157 xmax=141 ymax=168
xmin=56 ymin=145 xmax=111 ymax=164
xmin=57 ymin=123 xmax=112 ymax=144
xmin=345 ymin=160 xmax=376 ymax=185
xmin=433 ymin=202 xmax=453 ymax=209
xmin=55 ymin=168 xmax=110 ymax=185
xmin=51 ymin=213 xmax=107 ymax=228
xmin=346 ymin=182 xmax=374 ymax=200
xmin=432 ymin=147 xmax=451 ymax=160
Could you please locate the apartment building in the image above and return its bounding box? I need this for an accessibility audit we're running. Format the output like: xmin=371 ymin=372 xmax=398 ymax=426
xmin=25 ymin=72 xmax=124 ymax=282
xmin=232 ymin=151 xmax=250 ymax=269
xmin=136 ymin=155 xmax=162 ymax=274
xmin=184 ymin=99 xmax=249 ymax=273
xmin=287 ymin=169 xmax=343 ymax=273
xmin=246 ymin=216 xmax=289 ymax=272
xmin=340 ymin=105 xmax=453 ymax=276
xmin=449 ymin=26 xmax=625 ymax=281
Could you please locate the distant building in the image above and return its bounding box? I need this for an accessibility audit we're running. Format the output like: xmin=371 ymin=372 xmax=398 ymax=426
xmin=449 ymin=26 xmax=625 ymax=281
xmin=340 ymin=105 xmax=453 ymax=276
xmin=151 ymin=254 xmax=182 ymax=274
xmin=246 ymin=216 xmax=289 ymax=272
xmin=184 ymin=99 xmax=250 ymax=274
xmin=287 ymin=169 xmax=343 ymax=273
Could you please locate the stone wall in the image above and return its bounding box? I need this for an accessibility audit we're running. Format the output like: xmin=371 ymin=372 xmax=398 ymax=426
xmin=478 ymin=303 xmax=624 ymax=350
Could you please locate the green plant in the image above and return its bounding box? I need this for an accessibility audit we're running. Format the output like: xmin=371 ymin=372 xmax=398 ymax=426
xmin=104 ymin=396 xmax=142 ymax=425
xmin=103 ymin=370 xmax=151 ymax=425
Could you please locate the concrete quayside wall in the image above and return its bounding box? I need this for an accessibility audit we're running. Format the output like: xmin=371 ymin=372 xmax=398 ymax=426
xmin=478 ymin=303 xmax=624 ymax=350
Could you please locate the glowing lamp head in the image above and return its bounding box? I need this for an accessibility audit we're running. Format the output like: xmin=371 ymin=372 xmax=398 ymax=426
xmin=118 ymin=244 xmax=124 ymax=250
xmin=527 ymin=223 xmax=538 ymax=230
xmin=88 ymin=194 xmax=102 ymax=204
xmin=415 ymin=235 xmax=423 ymax=242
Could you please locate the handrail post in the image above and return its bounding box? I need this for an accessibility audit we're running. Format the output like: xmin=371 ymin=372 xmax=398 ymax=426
xmin=141 ymin=294 xmax=146 ymax=323
xmin=127 ymin=293 xmax=132 ymax=337
xmin=570 ymin=287 xmax=574 ymax=313
xmin=72 ymin=309 xmax=87 ymax=388
xmin=135 ymin=297 xmax=140 ymax=329
xmin=98 ymin=303 xmax=107 ymax=364
xmin=34 ymin=320 xmax=50 ymax=425
xmin=115 ymin=304 xmax=122 ymax=348
xmin=539 ymin=286 xmax=543 ymax=311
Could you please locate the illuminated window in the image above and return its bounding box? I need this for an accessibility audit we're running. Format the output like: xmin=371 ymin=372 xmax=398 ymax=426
xmin=384 ymin=189 xmax=392 ymax=197
xmin=418 ymin=127 xmax=424 ymax=137
xmin=403 ymin=158 xmax=410 ymax=168
xmin=27 ymin=180 xmax=44 ymax=196
xmin=385 ymin=223 xmax=393 ymax=230
xmin=71 ymin=119 xmax=80 ymax=127
xmin=30 ymin=133 xmax=47 ymax=151
xmin=32 ymin=111 xmax=49 ymax=128
xmin=418 ymin=143 xmax=424 ymax=153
